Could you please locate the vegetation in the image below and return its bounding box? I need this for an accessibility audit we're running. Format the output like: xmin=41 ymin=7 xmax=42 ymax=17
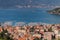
xmin=30 ymin=26 xmax=35 ymax=32
xmin=33 ymin=37 xmax=41 ymax=40
xmin=0 ymin=28 xmax=13 ymax=40
xmin=47 ymin=8 xmax=60 ymax=15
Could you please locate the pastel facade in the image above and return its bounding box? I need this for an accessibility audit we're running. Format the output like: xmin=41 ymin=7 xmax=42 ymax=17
xmin=0 ymin=24 xmax=60 ymax=40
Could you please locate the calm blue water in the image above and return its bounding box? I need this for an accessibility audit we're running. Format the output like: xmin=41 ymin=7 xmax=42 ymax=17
xmin=0 ymin=8 xmax=60 ymax=24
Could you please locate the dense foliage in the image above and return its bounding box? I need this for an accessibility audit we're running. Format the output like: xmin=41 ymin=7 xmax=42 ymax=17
xmin=0 ymin=28 xmax=13 ymax=40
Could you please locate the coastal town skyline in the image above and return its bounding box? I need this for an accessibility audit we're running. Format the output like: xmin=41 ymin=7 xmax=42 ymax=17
xmin=0 ymin=0 xmax=60 ymax=40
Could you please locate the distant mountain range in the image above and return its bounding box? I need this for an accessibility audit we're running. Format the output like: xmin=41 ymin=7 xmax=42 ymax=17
xmin=0 ymin=0 xmax=60 ymax=8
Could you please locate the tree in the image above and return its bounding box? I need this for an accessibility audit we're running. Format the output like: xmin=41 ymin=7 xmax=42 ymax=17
xmin=0 ymin=28 xmax=13 ymax=40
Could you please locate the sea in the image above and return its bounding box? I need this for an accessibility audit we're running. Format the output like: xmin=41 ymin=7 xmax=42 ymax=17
xmin=0 ymin=8 xmax=60 ymax=25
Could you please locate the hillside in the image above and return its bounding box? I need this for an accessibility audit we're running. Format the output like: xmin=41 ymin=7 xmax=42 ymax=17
xmin=47 ymin=8 xmax=60 ymax=15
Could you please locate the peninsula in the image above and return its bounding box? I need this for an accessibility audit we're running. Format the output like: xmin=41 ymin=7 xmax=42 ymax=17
xmin=47 ymin=8 xmax=60 ymax=15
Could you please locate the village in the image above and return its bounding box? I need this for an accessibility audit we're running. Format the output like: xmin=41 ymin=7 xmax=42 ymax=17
xmin=0 ymin=23 xmax=60 ymax=40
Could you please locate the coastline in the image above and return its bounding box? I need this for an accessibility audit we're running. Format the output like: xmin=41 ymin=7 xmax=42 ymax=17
xmin=0 ymin=22 xmax=60 ymax=40
xmin=0 ymin=21 xmax=60 ymax=26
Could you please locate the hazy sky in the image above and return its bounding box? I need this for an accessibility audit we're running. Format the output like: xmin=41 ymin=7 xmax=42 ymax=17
xmin=0 ymin=0 xmax=60 ymax=8
xmin=0 ymin=0 xmax=60 ymax=5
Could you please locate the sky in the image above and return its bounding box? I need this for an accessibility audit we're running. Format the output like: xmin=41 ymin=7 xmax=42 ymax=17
xmin=0 ymin=0 xmax=60 ymax=8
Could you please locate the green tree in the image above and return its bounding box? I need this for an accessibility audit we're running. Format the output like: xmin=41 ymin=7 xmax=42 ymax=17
xmin=0 ymin=28 xmax=13 ymax=40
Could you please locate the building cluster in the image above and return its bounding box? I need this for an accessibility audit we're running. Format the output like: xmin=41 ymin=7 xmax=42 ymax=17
xmin=0 ymin=24 xmax=60 ymax=40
